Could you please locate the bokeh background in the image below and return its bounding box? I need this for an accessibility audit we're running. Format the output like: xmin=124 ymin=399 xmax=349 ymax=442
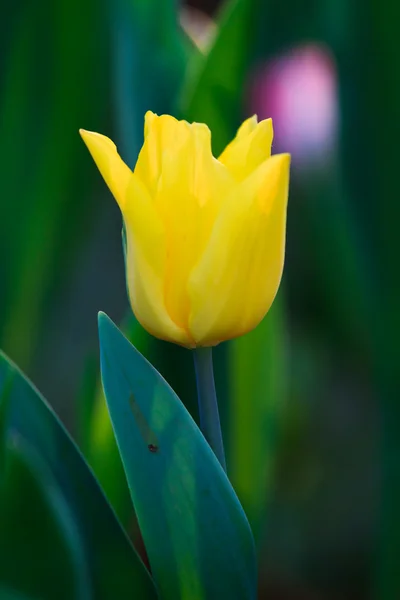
xmin=1 ymin=0 xmax=399 ymax=598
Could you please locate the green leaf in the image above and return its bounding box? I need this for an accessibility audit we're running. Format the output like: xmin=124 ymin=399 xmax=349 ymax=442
xmin=84 ymin=381 xmax=134 ymax=527
xmin=0 ymin=0 xmax=107 ymax=367
xmin=98 ymin=312 xmax=257 ymax=600
xmin=112 ymin=0 xmax=190 ymax=166
xmin=228 ymin=298 xmax=288 ymax=534
xmin=0 ymin=352 xmax=157 ymax=600
xmin=180 ymin=0 xmax=261 ymax=155
xmin=84 ymin=311 xmax=153 ymax=527
xmin=0 ymin=436 xmax=90 ymax=600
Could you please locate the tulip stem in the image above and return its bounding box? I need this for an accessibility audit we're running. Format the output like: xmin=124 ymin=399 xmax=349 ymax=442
xmin=193 ymin=347 xmax=227 ymax=472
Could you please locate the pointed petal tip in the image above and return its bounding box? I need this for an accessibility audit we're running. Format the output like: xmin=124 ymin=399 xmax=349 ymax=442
xmin=269 ymin=152 xmax=291 ymax=168
xmin=278 ymin=152 xmax=291 ymax=166
xmin=264 ymin=152 xmax=291 ymax=187
xmin=79 ymin=128 xmax=103 ymax=141
xmin=79 ymin=129 xmax=102 ymax=146
xmin=79 ymin=128 xmax=88 ymax=141
xmin=259 ymin=116 xmax=273 ymax=128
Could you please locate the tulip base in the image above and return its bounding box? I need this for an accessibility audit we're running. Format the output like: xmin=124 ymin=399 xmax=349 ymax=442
xmin=193 ymin=347 xmax=227 ymax=472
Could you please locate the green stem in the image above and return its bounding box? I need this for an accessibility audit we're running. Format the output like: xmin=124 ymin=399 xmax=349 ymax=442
xmin=193 ymin=347 xmax=226 ymax=472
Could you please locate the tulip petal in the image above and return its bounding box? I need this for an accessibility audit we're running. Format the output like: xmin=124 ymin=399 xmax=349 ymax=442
xmin=188 ymin=154 xmax=290 ymax=346
xmin=122 ymin=174 xmax=192 ymax=346
xmin=233 ymin=115 xmax=259 ymax=139
xmin=152 ymin=119 xmax=232 ymax=335
xmin=134 ymin=112 xmax=192 ymax=196
xmin=79 ymin=129 xmax=132 ymax=209
xmin=218 ymin=117 xmax=274 ymax=182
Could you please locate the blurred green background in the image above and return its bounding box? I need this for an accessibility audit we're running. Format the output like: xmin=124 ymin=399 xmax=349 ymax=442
xmin=0 ymin=0 xmax=398 ymax=598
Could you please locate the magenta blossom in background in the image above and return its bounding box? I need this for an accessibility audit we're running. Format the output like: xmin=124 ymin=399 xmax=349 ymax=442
xmin=250 ymin=44 xmax=338 ymax=168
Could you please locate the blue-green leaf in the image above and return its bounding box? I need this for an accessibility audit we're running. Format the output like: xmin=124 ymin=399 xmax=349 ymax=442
xmin=0 ymin=352 xmax=157 ymax=600
xmin=98 ymin=312 xmax=257 ymax=600
xmin=0 ymin=436 xmax=91 ymax=600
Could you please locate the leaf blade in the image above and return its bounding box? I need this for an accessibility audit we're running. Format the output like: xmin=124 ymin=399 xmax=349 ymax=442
xmin=0 ymin=352 xmax=158 ymax=600
xmin=99 ymin=312 xmax=257 ymax=600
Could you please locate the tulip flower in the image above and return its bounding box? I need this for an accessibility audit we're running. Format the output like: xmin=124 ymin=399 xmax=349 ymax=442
xmin=80 ymin=112 xmax=290 ymax=348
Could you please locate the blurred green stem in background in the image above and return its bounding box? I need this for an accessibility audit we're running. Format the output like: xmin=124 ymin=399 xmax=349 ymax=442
xmin=193 ymin=347 xmax=227 ymax=472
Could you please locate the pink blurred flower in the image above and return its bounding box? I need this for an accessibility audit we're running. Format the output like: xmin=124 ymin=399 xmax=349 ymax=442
xmin=250 ymin=44 xmax=338 ymax=169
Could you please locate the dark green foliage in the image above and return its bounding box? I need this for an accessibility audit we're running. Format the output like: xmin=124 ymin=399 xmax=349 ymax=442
xmin=0 ymin=353 xmax=157 ymax=599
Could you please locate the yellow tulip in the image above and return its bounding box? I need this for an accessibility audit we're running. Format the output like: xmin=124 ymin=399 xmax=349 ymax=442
xmin=80 ymin=112 xmax=290 ymax=348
